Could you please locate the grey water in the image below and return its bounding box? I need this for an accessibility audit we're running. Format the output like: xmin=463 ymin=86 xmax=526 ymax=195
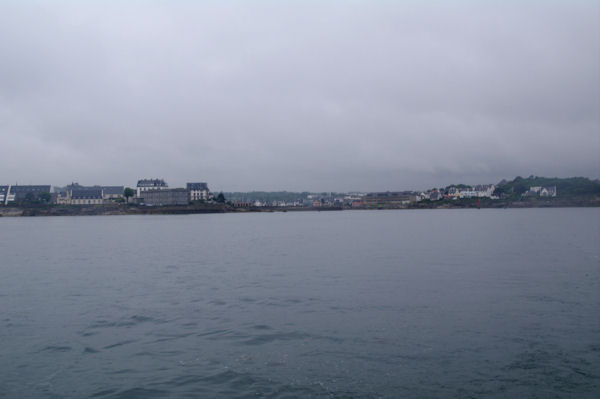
xmin=0 ymin=209 xmax=599 ymax=398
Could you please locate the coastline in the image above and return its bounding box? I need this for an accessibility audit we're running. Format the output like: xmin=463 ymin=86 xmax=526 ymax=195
xmin=1 ymin=197 xmax=599 ymax=217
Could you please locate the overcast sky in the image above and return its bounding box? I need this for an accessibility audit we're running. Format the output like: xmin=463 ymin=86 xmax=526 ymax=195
xmin=1 ymin=1 xmax=598 ymax=192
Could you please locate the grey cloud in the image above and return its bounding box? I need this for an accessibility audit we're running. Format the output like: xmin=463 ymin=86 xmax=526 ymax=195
xmin=0 ymin=1 xmax=598 ymax=191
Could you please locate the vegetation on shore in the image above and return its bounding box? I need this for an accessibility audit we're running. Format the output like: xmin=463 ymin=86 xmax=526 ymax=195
xmin=494 ymin=176 xmax=600 ymax=198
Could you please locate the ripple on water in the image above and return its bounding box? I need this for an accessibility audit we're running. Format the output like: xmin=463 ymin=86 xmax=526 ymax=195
xmin=99 ymin=387 xmax=167 ymax=399
xmin=2 ymin=209 xmax=598 ymax=399
xmin=251 ymin=324 xmax=273 ymax=330
xmin=88 ymin=315 xmax=165 ymax=330
xmin=38 ymin=345 xmax=72 ymax=353
xmin=241 ymin=331 xmax=310 ymax=346
xmin=88 ymin=388 xmax=117 ymax=398
xmin=103 ymin=339 xmax=137 ymax=350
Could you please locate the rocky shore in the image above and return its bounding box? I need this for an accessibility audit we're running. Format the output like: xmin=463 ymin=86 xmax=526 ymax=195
xmin=0 ymin=197 xmax=598 ymax=217
xmin=0 ymin=203 xmax=344 ymax=217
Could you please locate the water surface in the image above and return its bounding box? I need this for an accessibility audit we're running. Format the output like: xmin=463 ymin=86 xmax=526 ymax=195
xmin=1 ymin=209 xmax=599 ymax=398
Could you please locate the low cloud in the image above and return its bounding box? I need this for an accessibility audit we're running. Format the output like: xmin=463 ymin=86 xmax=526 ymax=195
xmin=1 ymin=1 xmax=598 ymax=191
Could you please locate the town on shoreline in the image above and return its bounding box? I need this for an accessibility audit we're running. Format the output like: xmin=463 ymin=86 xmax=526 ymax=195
xmin=1 ymin=175 xmax=599 ymax=217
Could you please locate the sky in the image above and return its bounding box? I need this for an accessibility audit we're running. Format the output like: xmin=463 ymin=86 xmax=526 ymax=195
xmin=0 ymin=1 xmax=598 ymax=192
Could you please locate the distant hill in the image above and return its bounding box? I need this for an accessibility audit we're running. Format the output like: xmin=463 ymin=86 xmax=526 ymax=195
xmin=495 ymin=176 xmax=600 ymax=197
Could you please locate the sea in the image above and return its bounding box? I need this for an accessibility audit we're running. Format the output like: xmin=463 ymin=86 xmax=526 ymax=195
xmin=0 ymin=208 xmax=599 ymax=398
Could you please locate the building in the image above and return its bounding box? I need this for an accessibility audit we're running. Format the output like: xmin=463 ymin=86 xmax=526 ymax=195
xmin=529 ymin=186 xmax=542 ymax=194
xmin=429 ymin=191 xmax=443 ymax=201
xmin=10 ymin=185 xmax=52 ymax=201
xmin=0 ymin=185 xmax=15 ymax=205
xmin=231 ymin=201 xmax=252 ymax=208
xmin=473 ymin=184 xmax=495 ymax=198
xmin=525 ymin=186 xmax=557 ymax=198
xmin=540 ymin=186 xmax=557 ymax=197
xmin=351 ymin=200 xmax=364 ymax=208
xmin=54 ymin=189 xmax=70 ymax=205
xmin=139 ymin=188 xmax=188 ymax=206
xmin=447 ymin=187 xmax=460 ymax=199
xmin=55 ymin=183 xmax=106 ymax=205
xmin=187 ymin=182 xmax=210 ymax=201
xmin=1 ymin=185 xmax=52 ymax=204
xmin=364 ymin=192 xmax=420 ymax=207
xmin=459 ymin=189 xmax=477 ymax=199
xmin=102 ymin=186 xmax=124 ymax=201
xmin=136 ymin=179 xmax=168 ymax=197
xmin=71 ymin=187 xmax=103 ymax=205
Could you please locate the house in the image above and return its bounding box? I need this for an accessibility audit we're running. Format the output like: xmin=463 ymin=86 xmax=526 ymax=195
xmin=71 ymin=187 xmax=103 ymax=205
xmin=186 ymin=182 xmax=210 ymax=201
xmin=54 ymin=188 xmax=69 ymax=205
xmin=351 ymin=200 xmax=364 ymax=208
xmin=9 ymin=185 xmax=52 ymax=201
xmin=364 ymin=192 xmax=419 ymax=207
xmin=136 ymin=179 xmax=168 ymax=197
xmin=429 ymin=191 xmax=443 ymax=201
xmin=473 ymin=184 xmax=495 ymax=197
xmin=139 ymin=188 xmax=188 ymax=206
xmin=102 ymin=186 xmax=124 ymax=201
xmin=525 ymin=186 xmax=557 ymax=198
xmin=0 ymin=185 xmax=15 ymax=205
xmin=447 ymin=187 xmax=460 ymax=199
xmin=540 ymin=186 xmax=557 ymax=197
xmin=231 ymin=201 xmax=252 ymax=208
xmin=459 ymin=189 xmax=476 ymax=198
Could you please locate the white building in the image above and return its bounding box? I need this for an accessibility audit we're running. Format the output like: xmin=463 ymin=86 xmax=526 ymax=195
xmin=540 ymin=186 xmax=557 ymax=197
xmin=186 ymin=182 xmax=210 ymax=201
xmin=0 ymin=185 xmax=15 ymax=205
xmin=473 ymin=184 xmax=495 ymax=197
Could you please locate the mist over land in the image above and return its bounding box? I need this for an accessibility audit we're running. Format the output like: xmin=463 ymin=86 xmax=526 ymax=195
xmin=1 ymin=1 xmax=598 ymax=192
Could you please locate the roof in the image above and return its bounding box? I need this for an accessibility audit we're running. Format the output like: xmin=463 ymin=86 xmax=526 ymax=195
xmin=72 ymin=188 xmax=103 ymax=199
xmin=186 ymin=182 xmax=209 ymax=190
xmin=142 ymin=188 xmax=187 ymax=194
xmin=137 ymin=179 xmax=168 ymax=187
xmin=102 ymin=186 xmax=124 ymax=195
xmin=10 ymin=185 xmax=51 ymax=193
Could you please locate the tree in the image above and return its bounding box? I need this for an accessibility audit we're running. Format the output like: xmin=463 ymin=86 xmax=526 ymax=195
xmin=216 ymin=192 xmax=226 ymax=203
xmin=123 ymin=187 xmax=135 ymax=204
xmin=38 ymin=192 xmax=51 ymax=203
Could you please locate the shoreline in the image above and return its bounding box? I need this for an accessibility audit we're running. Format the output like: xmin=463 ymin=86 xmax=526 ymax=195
xmin=1 ymin=198 xmax=599 ymax=217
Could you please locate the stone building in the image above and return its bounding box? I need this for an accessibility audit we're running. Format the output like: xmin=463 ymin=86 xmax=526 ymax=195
xmin=139 ymin=188 xmax=188 ymax=206
xmin=71 ymin=187 xmax=103 ymax=205
xmin=136 ymin=179 xmax=168 ymax=197
xmin=102 ymin=186 xmax=125 ymax=201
